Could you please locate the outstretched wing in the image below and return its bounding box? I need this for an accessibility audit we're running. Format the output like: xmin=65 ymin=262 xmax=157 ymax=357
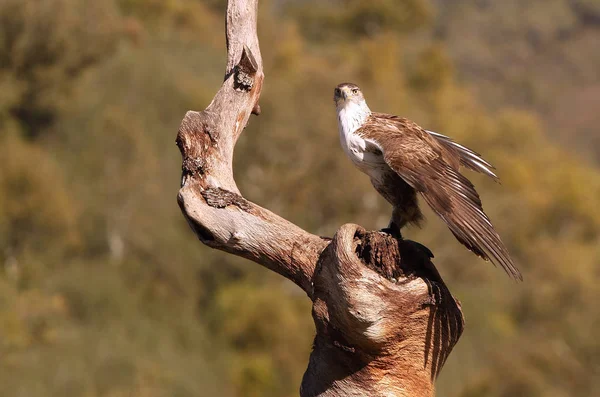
xmin=426 ymin=130 xmax=499 ymax=181
xmin=363 ymin=115 xmax=521 ymax=280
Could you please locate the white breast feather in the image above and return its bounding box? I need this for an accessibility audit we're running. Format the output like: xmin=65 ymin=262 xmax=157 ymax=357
xmin=337 ymin=101 xmax=386 ymax=177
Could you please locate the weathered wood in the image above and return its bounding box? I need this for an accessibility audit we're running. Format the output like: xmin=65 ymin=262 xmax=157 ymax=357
xmin=303 ymin=226 xmax=463 ymax=396
xmin=176 ymin=1 xmax=464 ymax=395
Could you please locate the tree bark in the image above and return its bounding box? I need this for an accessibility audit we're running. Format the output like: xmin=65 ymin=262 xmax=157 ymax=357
xmin=176 ymin=1 xmax=464 ymax=396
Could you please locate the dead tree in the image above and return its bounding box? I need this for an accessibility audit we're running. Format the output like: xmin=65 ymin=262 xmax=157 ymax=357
xmin=176 ymin=1 xmax=464 ymax=395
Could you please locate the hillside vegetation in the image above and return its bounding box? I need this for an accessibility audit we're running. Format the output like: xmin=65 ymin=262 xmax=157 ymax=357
xmin=1 ymin=1 xmax=598 ymax=396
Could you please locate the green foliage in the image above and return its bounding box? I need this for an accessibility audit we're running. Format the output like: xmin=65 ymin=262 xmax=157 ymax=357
xmin=0 ymin=1 xmax=598 ymax=396
xmin=409 ymin=44 xmax=454 ymax=92
xmin=0 ymin=0 xmax=121 ymax=138
xmin=0 ymin=132 xmax=78 ymax=262
xmin=435 ymin=0 xmax=600 ymax=163
xmin=289 ymin=0 xmax=433 ymax=41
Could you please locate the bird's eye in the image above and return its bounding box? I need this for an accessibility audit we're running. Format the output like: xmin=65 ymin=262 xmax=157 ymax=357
xmin=351 ymin=88 xmax=359 ymax=95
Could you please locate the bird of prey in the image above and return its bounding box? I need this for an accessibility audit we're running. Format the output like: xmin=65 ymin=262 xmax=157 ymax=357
xmin=334 ymin=82 xmax=521 ymax=280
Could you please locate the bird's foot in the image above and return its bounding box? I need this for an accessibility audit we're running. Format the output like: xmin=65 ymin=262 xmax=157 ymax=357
xmin=380 ymin=225 xmax=402 ymax=240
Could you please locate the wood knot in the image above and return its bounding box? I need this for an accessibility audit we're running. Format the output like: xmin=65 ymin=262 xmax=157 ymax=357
xmin=182 ymin=157 xmax=206 ymax=177
xmin=235 ymin=68 xmax=254 ymax=91
xmin=201 ymin=187 xmax=252 ymax=212
xmin=234 ymin=46 xmax=258 ymax=92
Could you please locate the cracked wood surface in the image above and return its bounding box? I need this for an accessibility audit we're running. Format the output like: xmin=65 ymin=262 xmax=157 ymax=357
xmin=175 ymin=1 xmax=464 ymax=395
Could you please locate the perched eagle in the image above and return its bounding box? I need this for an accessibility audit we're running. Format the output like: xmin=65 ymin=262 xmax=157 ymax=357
xmin=334 ymin=82 xmax=521 ymax=280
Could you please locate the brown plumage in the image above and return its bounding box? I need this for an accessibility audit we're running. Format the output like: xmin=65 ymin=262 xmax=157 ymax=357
xmin=335 ymin=83 xmax=522 ymax=280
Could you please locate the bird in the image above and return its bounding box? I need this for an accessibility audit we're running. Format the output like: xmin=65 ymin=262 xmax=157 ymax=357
xmin=334 ymin=82 xmax=522 ymax=280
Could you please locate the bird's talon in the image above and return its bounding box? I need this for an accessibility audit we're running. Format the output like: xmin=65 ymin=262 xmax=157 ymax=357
xmin=380 ymin=227 xmax=402 ymax=240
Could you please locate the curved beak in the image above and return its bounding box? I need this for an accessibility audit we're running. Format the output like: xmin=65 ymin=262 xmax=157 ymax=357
xmin=334 ymin=87 xmax=347 ymax=103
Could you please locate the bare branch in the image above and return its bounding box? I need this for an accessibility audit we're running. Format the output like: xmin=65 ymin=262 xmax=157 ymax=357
xmin=178 ymin=184 xmax=328 ymax=296
xmin=176 ymin=0 xmax=327 ymax=296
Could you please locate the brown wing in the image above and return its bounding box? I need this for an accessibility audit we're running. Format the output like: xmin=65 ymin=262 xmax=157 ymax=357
xmin=426 ymin=130 xmax=499 ymax=181
xmin=362 ymin=114 xmax=522 ymax=280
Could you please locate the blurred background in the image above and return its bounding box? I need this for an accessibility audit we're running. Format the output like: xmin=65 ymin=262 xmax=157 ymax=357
xmin=1 ymin=0 xmax=599 ymax=396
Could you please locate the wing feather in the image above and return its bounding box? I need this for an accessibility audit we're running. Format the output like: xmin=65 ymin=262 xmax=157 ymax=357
xmin=364 ymin=116 xmax=521 ymax=280
xmin=426 ymin=130 xmax=499 ymax=181
xmin=402 ymin=159 xmax=520 ymax=279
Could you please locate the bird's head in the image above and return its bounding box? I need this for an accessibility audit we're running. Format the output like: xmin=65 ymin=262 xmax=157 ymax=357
xmin=334 ymin=83 xmax=367 ymax=108
xmin=334 ymin=83 xmax=371 ymax=125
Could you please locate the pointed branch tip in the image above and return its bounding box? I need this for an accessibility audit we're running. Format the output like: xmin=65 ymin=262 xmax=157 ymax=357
xmin=234 ymin=46 xmax=259 ymax=92
xmin=239 ymin=45 xmax=258 ymax=74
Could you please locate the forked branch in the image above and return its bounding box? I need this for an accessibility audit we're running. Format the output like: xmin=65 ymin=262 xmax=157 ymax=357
xmin=176 ymin=1 xmax=463 ymax=395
